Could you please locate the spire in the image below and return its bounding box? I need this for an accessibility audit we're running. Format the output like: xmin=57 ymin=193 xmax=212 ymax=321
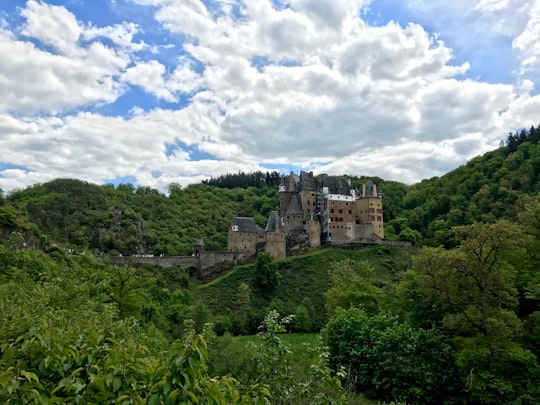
xmin=265 ymin=211 xmax=284 ymax=232
xmin=285 ymin=194 xmax=303 ymax=215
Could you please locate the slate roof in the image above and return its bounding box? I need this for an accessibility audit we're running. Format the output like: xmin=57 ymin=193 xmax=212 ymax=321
xmin=319 ymin=175 xmax=353 ymax=195
xmin=285 ymin=194 xmax=304 ymax=215
xmin=363 ymin=179 xmax=381 ymax=197
xmin=231 ymin=217 xmax=263 ymax=232
xmin=265 ymin=211 xmax=284 ymax=232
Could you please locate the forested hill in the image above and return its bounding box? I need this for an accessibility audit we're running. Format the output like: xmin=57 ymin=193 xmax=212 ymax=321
xmin=385 ymin=124 xmax=540 ymax=246
xmin=1 ymin=123 xmax=539 ymax=253
xmin=1 ymin=181 xmax=280 ymax=256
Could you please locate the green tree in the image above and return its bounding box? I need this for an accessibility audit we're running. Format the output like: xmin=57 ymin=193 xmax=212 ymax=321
xmin=412 ymin=221 xmax=521 ymax=338
xmin=323 ymin=308 xmax=460 ymax=404
xmin=234 ymin=282 xmax=252 ymax=334
xmin=410 ymin=221 xmax=539 ymax=403
xmin=254 ymin=253 xmax=280 ymax=297
xmin=293 ymin=305 xmax=312 ymax=332
xmin=325 ymin=260 xmax=382 ymax=316
xmin=107 ymin=263 xmax=146 ymax=318
xmin=249 ymin=311 xmax=344 ymax=404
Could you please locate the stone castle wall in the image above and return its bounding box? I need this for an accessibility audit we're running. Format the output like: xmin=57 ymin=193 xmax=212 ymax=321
xmin=106 ymin=251 xmax=235 ymax=282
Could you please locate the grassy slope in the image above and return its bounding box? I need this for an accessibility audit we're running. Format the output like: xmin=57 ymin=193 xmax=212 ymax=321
xmin=198 ymin=246 xmax=412 ymax=327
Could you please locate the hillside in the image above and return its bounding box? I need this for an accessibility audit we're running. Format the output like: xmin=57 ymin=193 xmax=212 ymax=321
xmin=2 ymin=180 xmax=280 ymax=256
xmin=384 ymin=125 xmax=540 ymax=245
xmin=197 ymin=245 xmax=410 ymax=331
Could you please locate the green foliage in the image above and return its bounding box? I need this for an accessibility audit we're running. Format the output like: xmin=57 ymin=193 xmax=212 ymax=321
xmin=412 ymin=221 xmax=522 ymax=338
xmin=325 ymin=259 xmax=382 ymax=317
xmin=208 ymin=330 xmax=349 ymax=404
xmin=397 ymin=130 xmax=540 ymax=244
xmin=454 ymin=336 xmax=539 ymax=404
xmin=293 ymin=305 xmax=312 ymax=333
xmin=405 ymin=220 xmax=540 ymax=403
xmin=323 ymin=308 xmax=461 ymax=404
xmin=5 ymin=179 xmax=280 ymax=256
xmin=253 ymin=253 xmax=280 ymax=297
xmin=107 ymin=264 xmax=148 ymax=318
xmin=199 ymin=247 xmax=408 ymax=333
xmin=202 ymin=170 xmax=282 ymax=189
xmin=0 ymin=322 xmax=270 ymax=404
xmin=0 ymin=244 xmax=270 ymax=404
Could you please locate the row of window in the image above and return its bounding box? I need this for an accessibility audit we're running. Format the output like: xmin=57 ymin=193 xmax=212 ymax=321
xmin=330 ymin=208 xmax=353 ymax=214
xmin=331 ymin=216 xmax=383 ymax=224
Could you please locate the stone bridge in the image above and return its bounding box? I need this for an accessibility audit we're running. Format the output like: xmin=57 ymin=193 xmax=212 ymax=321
xmin=105 ymin=251 xmax=236 ymax=282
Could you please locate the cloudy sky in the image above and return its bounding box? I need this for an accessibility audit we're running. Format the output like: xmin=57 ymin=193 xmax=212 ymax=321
xmin=1 ymin=0 xmax=539 ymax=193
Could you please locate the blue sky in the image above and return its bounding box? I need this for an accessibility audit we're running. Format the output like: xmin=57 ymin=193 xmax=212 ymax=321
xmin=1 ymin=0 xmax=539 ymax=193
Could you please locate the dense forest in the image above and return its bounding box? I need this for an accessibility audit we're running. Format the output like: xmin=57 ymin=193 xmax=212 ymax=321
xmin=1 ymin=125 xmax=539 ymax=403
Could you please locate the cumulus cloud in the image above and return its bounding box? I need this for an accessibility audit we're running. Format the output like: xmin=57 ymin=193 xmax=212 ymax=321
xmin=20 ymin=0 xmax=82 ymax=56
xmin=512 ymin=1 xmax=540 ymax=72
xmin=0 ymin=0 xmax=138 ymax=115
xmin=122 ymin=58 xmax=204 ymax=100
xmin=1 ymin=0 xmax=539 ymax=194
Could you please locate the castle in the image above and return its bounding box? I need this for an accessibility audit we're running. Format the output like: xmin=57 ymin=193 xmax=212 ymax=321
xmin=109 ymin=172 xmax=387 ymax=281
xmin=227 ymin=171 xmax=384 ymax=261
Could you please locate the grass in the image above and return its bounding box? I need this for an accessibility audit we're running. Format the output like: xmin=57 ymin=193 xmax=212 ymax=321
xmin=197 ymin=245 xmax=411 ymax=329
xmin=208 ymin=331 xmax=377 ymax=405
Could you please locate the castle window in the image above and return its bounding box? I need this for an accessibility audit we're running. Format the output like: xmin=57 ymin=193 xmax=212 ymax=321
xmin=348 ymin=210 xmax=352 ymax=214
xmin=377 ymin=216 xmax=382 ymax=221
xmin=338 ymin=209 xmax=342 ymax=214
xmin=330 ymin=208 xmax=334 ymax=213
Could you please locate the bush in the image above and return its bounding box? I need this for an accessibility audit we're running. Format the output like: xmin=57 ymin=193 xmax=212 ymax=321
xmin=323 ymin=308 xmax=461 ymax=404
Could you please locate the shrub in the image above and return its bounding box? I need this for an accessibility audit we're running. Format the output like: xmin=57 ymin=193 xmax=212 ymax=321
xmin=323 ymin=308 xmax=461 ymax=404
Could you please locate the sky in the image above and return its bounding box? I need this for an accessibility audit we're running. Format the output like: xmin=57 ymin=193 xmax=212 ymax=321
xmin=1 ymin=0 xmax=539 ymax=194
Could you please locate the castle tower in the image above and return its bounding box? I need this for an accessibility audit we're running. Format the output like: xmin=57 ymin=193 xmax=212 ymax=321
xmin=193 ymin=239 xmax=204 ymax=256
xmin=264 ymin=211 xmax=286 ymax=260
xmin=355 ymin=179 xmax=384 ymax=239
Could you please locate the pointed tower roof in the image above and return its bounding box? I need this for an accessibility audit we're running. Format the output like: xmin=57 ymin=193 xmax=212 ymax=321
xmin=285 ymin=194 xmax=304 ymax=215
xmin=265 ymin=211 xmax=284 ymax=232
xmin=362 ymin=179 xmax=381 ymax=198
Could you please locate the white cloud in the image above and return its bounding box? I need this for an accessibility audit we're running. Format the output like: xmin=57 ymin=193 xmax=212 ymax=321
xmin=21 ymin=0 xmax=82 ymax=56
xmin=2 ymin=0 xmax=540 ymax=194
xmin=0 ymin=0 xmax=141 ymax=115
xmin=122 ymin=58 xmax=204 ymax=100
xmin=122 ymin=60 xmax=175 ymax=100
xmin=512 ymin=1 xmax=540 ymax=72
xmin=83 ymin=21 xmax=147 ymax=52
